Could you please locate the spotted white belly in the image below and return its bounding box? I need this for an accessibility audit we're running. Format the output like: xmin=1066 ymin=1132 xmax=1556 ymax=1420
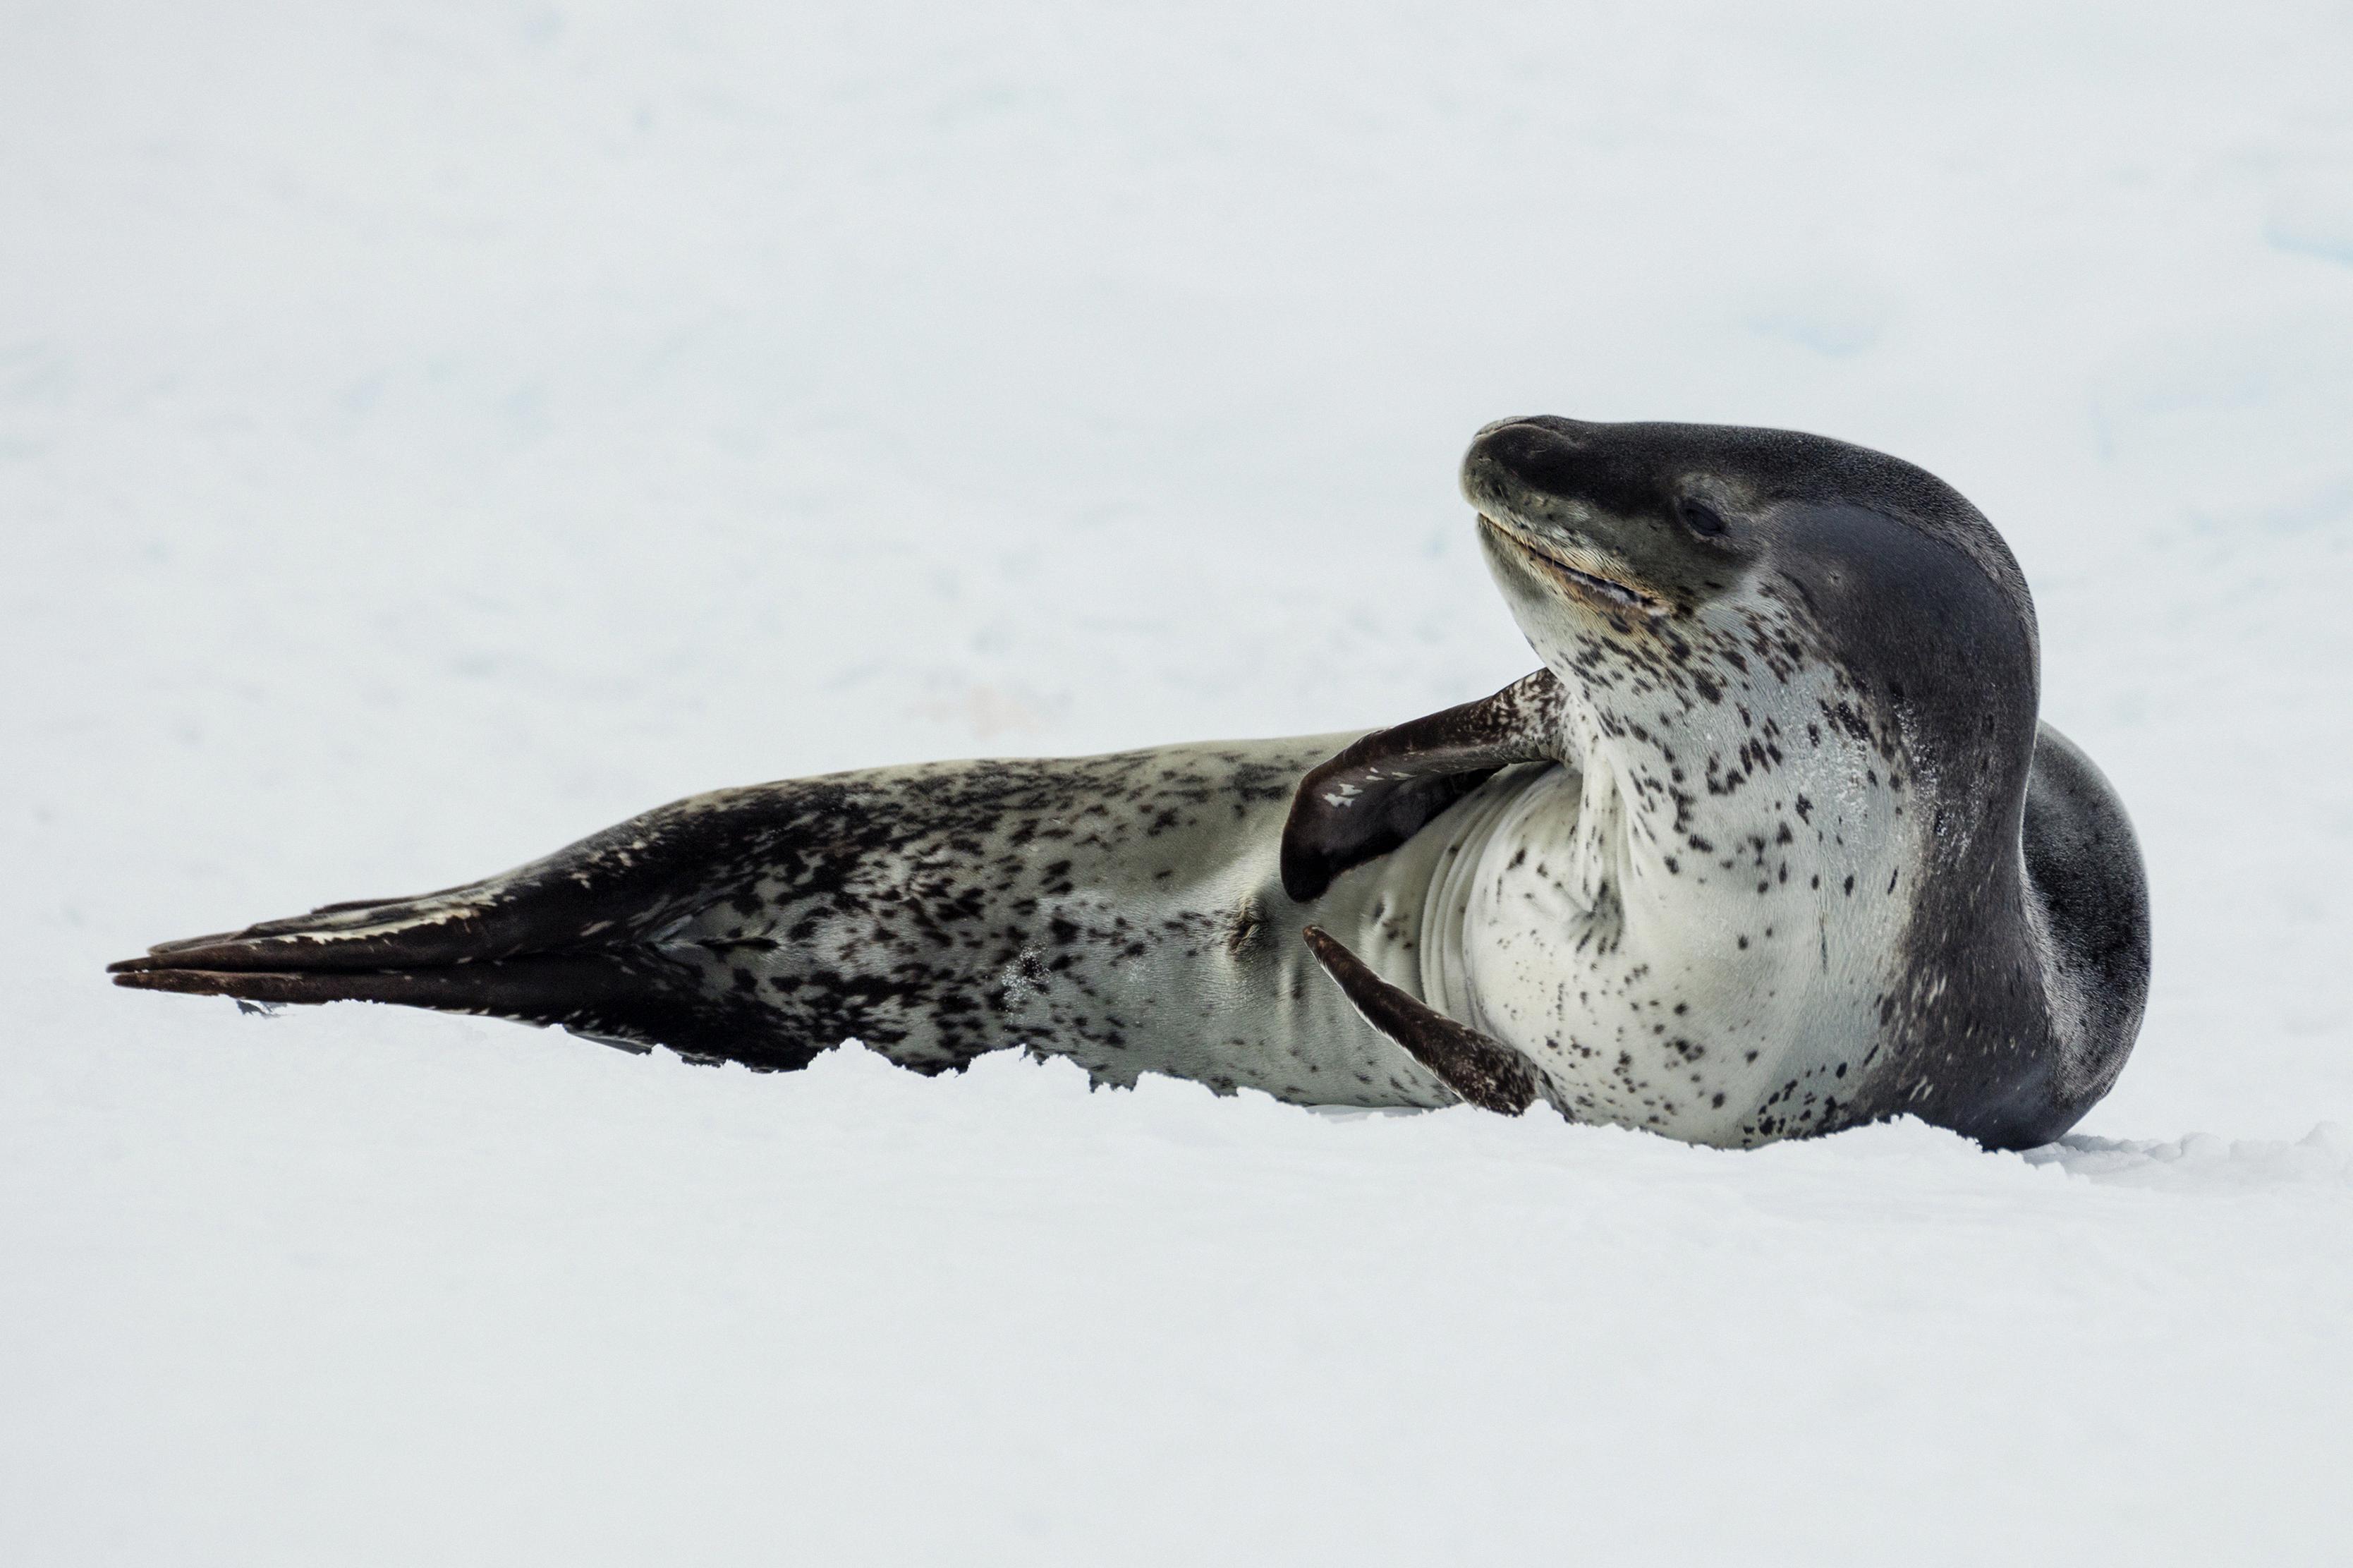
xmin=1418 ymin=763 xmax=1894 ymax=1145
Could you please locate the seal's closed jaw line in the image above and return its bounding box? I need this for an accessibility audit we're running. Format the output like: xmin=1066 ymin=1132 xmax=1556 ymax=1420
xmin=1460 ymin=415 xmax=1728 ymax=622
xmin=1476 ymin=513 xmax=1671 ymax=619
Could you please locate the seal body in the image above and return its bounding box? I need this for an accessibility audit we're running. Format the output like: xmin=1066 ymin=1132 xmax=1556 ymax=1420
xmin=614 ymin=739 xmax=1465 ymax=1105
xmin=113 ymin=415 xmax=2152 ymax=1150
xmin=116 ymin=738 xmax=1457 ymax=1108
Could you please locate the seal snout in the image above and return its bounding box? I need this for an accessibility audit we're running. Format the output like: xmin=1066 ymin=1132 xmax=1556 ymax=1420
xmin=1462 ymin=416 xmax=1672 ymax=619
xmin=1459 ymin=416 xmax=1607 ymax=536
xmin=1464 ymin=416 xmax=1591 ymax=493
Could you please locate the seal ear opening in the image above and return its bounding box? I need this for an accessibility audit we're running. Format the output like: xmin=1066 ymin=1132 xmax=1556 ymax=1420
xmin=1301 ymin=926 xmax=1541 ymax=1115
xmin=1281 ymin=669 xmax=1567 ymax=901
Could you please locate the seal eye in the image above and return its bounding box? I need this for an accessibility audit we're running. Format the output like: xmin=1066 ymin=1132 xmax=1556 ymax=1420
xmin=1678 ymin=498 xmax=1729 ymax=538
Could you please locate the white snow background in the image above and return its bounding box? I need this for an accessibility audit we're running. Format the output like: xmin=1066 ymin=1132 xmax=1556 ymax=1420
xmin=6 ymin=1 xmax=2352 ymax=1562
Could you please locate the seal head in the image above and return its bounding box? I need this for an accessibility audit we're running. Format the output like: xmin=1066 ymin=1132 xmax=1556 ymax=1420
xmin=1296 ymin=415 xmax=2148 ymax=1148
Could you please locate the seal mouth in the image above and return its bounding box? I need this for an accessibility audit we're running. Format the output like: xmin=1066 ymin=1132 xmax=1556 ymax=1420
xmin=1478 ymin=515 xmax=1670 ymax=619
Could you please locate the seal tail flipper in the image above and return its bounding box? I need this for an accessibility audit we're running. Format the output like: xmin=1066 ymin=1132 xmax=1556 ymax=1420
xmin=109 ymin=910 xmax=815 ymax=1068
xmin=114 ymin=777 xmax=846 ymax=976
xmin=107 ymin=786 xmax=832 ymax=1069
xmin=109 ymin=951 xmax=719 ymax=1057
xmin=1300 ymin=925 xmax=1541 ymax=1114
xmin=111 ymin=881 xmax=531 ymax=976
xmin=1282 ymin=669 xmax=1567 ymax=901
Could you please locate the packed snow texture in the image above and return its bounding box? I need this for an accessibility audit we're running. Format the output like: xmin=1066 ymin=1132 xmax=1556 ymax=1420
xmin=5 ymin=1 xmax=2352 ymax=1562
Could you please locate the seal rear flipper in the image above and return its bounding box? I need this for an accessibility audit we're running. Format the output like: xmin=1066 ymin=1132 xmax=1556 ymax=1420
xmin=1300 ymin=925 xmax=1541 ymax=1114
xmin=1281 ymin=669 xmax=1567 ymax=901
xmin=109 ymin=949 xmax=817 ymax=1067
xmin=107 ymin=782 xmax=849 ymax=1069
xmin=111 ymin=784 xmax=808 ymax=978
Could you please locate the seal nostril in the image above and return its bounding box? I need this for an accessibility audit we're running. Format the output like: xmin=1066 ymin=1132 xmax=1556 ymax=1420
xmin=1678 ymin=499 xmax=1728 ymax=537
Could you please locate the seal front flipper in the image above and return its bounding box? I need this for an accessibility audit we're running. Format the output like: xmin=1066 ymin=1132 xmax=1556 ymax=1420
xmin=1300 ymin=925 xmax=1541 ymax=1114
xmin=1280 ymin=669 xmax=1566 ymax=901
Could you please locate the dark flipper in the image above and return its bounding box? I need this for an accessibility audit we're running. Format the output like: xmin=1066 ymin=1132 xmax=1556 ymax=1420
xmin=1301 ymin=925 xmax=1540 ymax=1114
xmin=1280 ymin=669 xmax=1567 ymax=901
xmin=109 ymin=950 xmax=813 ymax=1067
xmin=107 ymin=784 xmax=853 ymax=1069
xmin=109 ymin=785 xmax=805 ymax=978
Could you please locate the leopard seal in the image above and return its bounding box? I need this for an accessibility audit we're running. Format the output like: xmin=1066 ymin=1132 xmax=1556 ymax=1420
xmin=111 ymin=415 xmax=2151 ymax=1149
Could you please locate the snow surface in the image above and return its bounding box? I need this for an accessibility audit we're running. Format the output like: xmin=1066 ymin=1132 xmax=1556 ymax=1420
xmin=5 ymin=1 xmax=2352 ymax=1561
